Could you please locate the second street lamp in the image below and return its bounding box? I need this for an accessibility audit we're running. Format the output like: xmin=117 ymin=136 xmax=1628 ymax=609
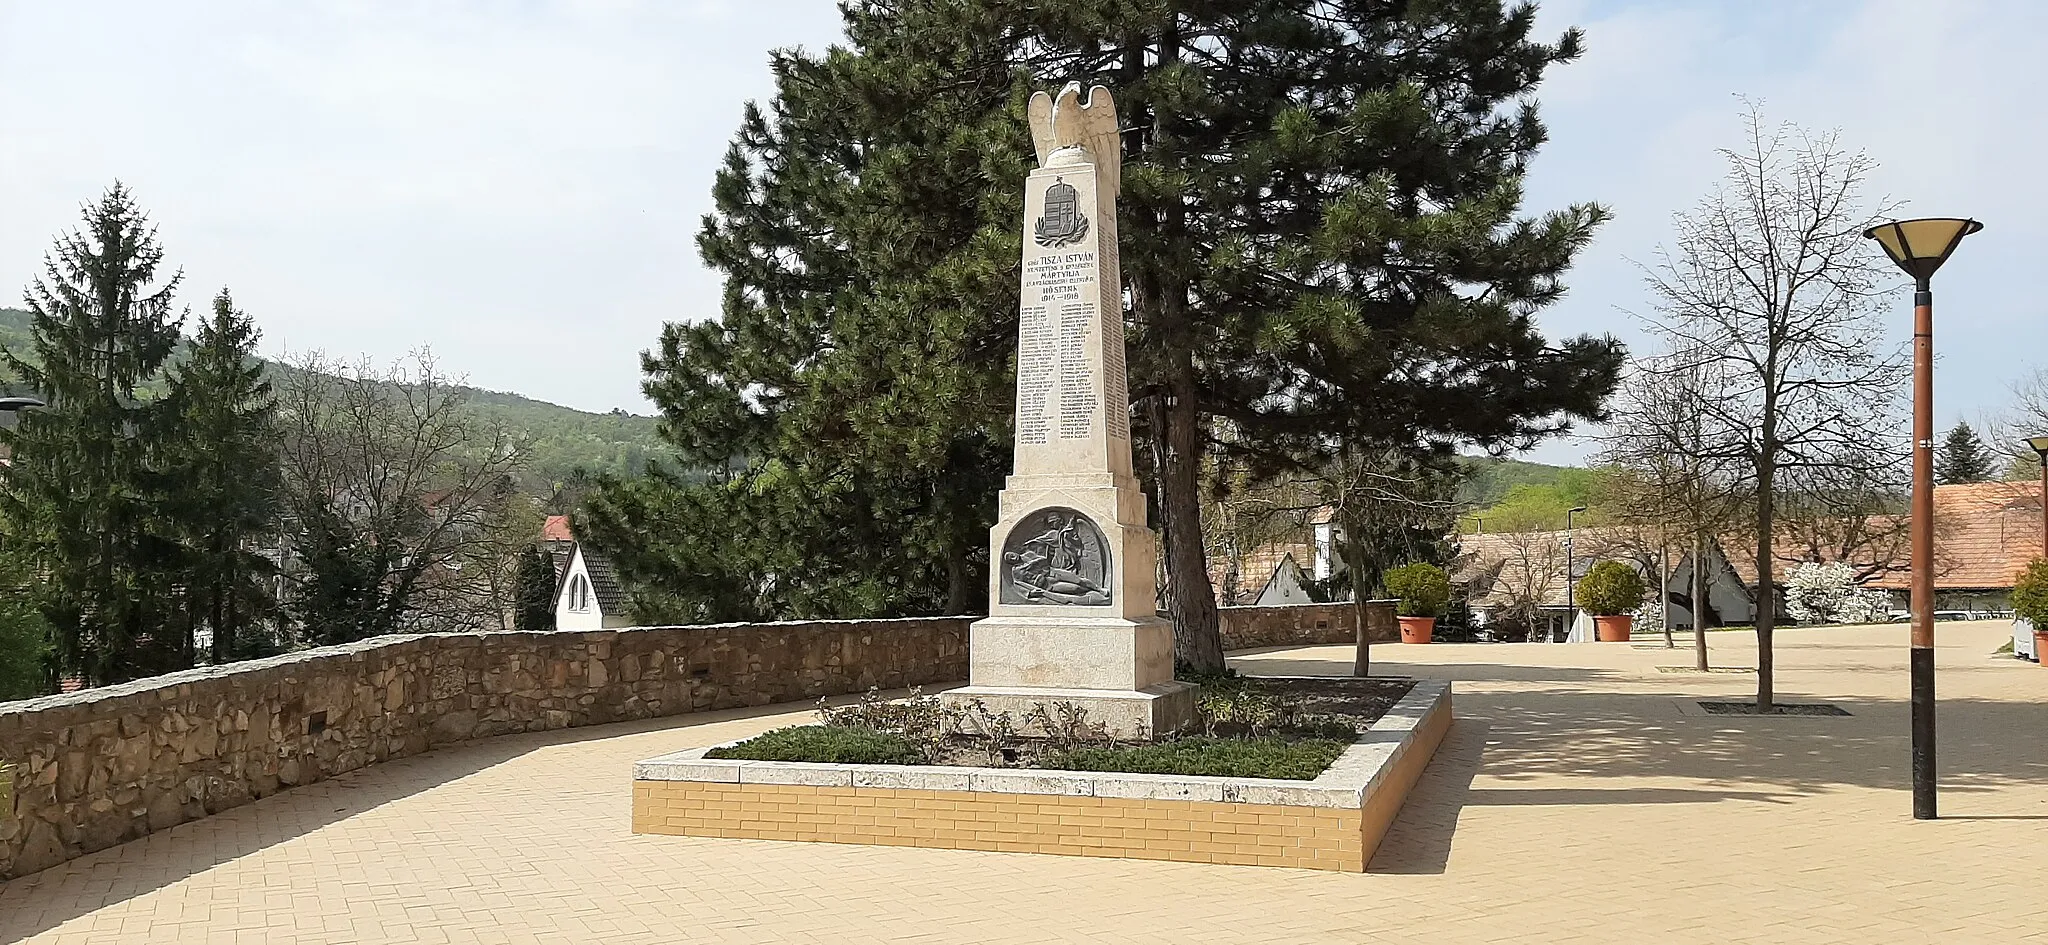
xmin=1863 ymin=216 xmax=1983 ymax=821
xmin=1564 ymin=505 xmax=1588 ymax=642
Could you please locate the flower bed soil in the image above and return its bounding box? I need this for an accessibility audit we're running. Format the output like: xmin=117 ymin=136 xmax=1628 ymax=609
xmin=709 ymin=676 xmax=1417 ymax=779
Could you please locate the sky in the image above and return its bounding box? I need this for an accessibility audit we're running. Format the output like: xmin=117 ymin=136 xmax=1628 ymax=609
xmin=2 ymin=0 xmax=2043 ymax=465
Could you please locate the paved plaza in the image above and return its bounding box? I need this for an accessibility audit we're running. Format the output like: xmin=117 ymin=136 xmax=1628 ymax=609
xmin=2 ymin=622 xmax=2043 ymax=944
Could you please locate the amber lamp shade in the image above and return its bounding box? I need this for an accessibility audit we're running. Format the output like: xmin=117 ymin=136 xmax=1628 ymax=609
xmin=1863 ymin=218 xmax=1983 ymax=282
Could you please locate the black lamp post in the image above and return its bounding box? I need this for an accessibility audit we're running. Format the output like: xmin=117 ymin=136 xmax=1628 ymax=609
xmin=1863 ymin=217 xmax=1982 ymax=821
xmin=1564 ymin=505 xmax=1588 ymax=642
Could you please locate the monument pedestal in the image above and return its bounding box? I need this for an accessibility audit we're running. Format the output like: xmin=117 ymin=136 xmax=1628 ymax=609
xmin=940 ymin=83 xmax=1196 ymax=740
xmin=944 ymin=683 xmax=1198 ymax=740
xmin=947 ymin=614 xmax=1195 ymax=737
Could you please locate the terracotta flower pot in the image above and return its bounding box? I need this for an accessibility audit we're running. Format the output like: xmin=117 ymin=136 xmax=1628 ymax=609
xmin=1594 ymin=614 xmax=1634 ymax=642
xmin=1398 ymin=616 xmax=1435 ymax=644
xmin=2034 ymin=629 xmax=2048 ymax=665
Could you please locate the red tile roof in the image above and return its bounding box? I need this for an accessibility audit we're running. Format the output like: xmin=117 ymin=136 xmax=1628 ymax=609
xmin=1715 ymin=481 xmax=2040 ymax=591
xmin=1867 ymin=481 xmax=2042 ymax=590
xmin=542 ymin=515 xmax=574 ymax=543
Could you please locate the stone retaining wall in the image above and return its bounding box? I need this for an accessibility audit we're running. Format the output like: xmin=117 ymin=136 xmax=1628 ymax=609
xmin=1217 ymin=600 xmax=1397 ymax=650
xmin=0 ymin=617 xmax=970 ymax=880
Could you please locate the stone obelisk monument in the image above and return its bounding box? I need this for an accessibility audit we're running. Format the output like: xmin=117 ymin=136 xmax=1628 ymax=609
xmin=943 ymin=83 xmax=1196 ymax=738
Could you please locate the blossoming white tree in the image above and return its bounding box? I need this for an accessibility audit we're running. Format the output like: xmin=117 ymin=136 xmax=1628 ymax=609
xmin=1784 ymin=561 xmax=1890 ymax=626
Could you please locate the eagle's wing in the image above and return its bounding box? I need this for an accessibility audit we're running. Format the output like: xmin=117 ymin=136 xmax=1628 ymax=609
xmin=1077 ymin=85 xmax=1121 ymax=197
xmin=1027 ymin=90 xmax=1057 ymax=166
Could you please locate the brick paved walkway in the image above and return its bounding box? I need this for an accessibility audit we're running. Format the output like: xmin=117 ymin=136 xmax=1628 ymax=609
xmin=4 ymin=622 xmax=2044 ymax=944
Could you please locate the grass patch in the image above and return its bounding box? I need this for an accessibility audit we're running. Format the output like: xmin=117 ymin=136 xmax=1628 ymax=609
xmin=704 ymin=725 xmax=926 ymax=765
xmin=1050 ymin=735 xmax=1351 ymax=780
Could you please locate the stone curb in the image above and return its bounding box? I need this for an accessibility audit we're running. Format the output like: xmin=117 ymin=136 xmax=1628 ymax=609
xmin=633 ymin=678 xmax=1451 ymax=810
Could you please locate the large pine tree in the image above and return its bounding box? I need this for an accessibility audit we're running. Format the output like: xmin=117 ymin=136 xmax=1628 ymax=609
xmin=165 ymin=289 xmax=284 ymax=662
xmin=584 ymin=1 xmax=1025 ymax=622
xmin=598 ymin=0 xmax=1621 ymax=665
xmin=0 ymin=184 xmax=191 ymax=684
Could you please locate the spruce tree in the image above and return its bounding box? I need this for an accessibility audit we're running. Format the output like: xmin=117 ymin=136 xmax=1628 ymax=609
xmin=514 ymin=546 xmax=558 ymax=631
xmin=289 ymin=496 xmax=390 ymax=646
xmin=0 ymin=538 xmax=52 ymax=699
xmin=166 ymin=289 xmax=284 ymax=661
xmin=602 ymin=1 xmax=1620 ymax=666
xmin=0 ymin=184 xmax=190 ymax=685
xmin=585 ymin=1 xmax=1024 ymax=622
xmin=1936 ymin=421 xmax=1994 ymax=484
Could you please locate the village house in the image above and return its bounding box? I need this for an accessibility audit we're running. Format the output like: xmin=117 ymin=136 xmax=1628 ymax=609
xmin=1211 ymin=480 xmax=2047 ymax=637
xmin=541 ymin=515 xmax=633 ymax=630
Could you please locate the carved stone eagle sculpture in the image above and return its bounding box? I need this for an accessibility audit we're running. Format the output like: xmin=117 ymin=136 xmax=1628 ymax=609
xmin=1027 ymin=83 xmax=1121 ymax=198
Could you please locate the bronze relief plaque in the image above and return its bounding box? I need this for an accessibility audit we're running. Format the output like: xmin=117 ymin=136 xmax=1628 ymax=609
xmin=999 ymin=507 xmax=1113 ymax=606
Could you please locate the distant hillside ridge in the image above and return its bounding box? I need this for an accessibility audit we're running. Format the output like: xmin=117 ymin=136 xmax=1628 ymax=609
xmin=0 ymin=306 xmax=678 ymax=486
xmin=1456 ymin=456 xmax=1585 ymax=507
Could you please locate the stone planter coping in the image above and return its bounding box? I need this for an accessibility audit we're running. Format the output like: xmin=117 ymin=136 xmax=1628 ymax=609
xmin=634 ymin=677 xmax=1450 ymax=809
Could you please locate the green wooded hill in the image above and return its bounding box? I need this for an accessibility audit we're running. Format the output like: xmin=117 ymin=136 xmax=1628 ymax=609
xmin=0 ymin=307 xmax=677 ymax=487
xmin=1458 ymin=457 xmax=1585 ymax=507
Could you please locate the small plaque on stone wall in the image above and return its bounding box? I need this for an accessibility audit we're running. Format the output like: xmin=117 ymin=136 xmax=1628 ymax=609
xmin=999 ymin=507 xmax=1112 ymax=606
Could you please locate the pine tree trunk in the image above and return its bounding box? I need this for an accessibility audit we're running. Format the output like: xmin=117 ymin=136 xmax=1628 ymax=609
xmin=1348 ymin=555 xmax=1372 ymax=678
xmin=1156 ymin=373 xmax=1224 ymax=675
xmin=1693 ymin=530 xmax=1710 ymax=672
xmin=945 ymin=545 xmax=978 ymax=616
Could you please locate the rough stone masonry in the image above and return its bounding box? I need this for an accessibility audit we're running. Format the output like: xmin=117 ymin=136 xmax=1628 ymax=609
xmin=0 ymin=618 xmax=969 ymax=880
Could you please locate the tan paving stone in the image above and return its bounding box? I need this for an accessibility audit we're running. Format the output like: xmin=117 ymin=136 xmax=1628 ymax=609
xmin=2 ymin=623 xmax=2045 ymax=943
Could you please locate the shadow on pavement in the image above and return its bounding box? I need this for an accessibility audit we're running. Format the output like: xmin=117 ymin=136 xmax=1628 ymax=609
xmin=1235 ymin=658 xmax=1627 ymax=685
xmin=1365 ymin=677 xmax=2048 ymax=873
xmin=0 ymin=699 xmax=818 ymax=943
xmin=1462 ymin=690 xmax=2048 ymax=795
xmin=1461 ymin=786 xmax=1796 ymax=805
xmin=1368 ymin=720 xmax=1487 ymax=874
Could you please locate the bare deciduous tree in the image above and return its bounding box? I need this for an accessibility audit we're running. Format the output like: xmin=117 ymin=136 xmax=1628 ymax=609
xmin=1637 ymin=107 xmax=1907 ymax=707
xmin=276 ymin=350 xmax=534 ymax=642
xmin=1774 ymin=458 xmax=1912 ymax=585
xmin=1484 ymin=529 xmax=1569 ymax=642
xmin=1992 ymin=368 xmax=2048 ymax=478
xmin=1601 ymin=350 xmax=1752 ymax=669
xmin=1200 ymin=454 xmax=1320 ymax=607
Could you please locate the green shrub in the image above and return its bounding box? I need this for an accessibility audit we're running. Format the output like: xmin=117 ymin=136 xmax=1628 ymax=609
xmin=1051 ymin=735 xmax=1352 ymax=780
xmin=1384 ymin=562 xmax=1451 ymax=618
xmin=1576 ymin=560 xmax=1646 ymax=616
xmin=704 ymin=725 xmax=927 ymax=765
xmin=2014 ymin=558 xmax=2048 ymax=625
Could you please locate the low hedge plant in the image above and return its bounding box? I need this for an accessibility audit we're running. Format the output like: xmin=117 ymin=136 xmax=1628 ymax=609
xmin=704 ymin=724 xmax=927 ymax=765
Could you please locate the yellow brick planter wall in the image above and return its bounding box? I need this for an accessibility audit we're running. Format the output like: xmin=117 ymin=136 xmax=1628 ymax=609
xmin=633 ymin=782 xmax=1369 ymax=871
xmin=1359 ymin=685 xmax=1451 ymax=861
xmin=632 ymin=679 xmax=1450 ymax=872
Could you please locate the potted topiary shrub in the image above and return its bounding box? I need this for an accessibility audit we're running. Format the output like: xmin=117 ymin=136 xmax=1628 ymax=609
xmin=2012 ymin=557 xmax=2048 ymax=666
xmin=1384 ymin=563 xmax=1451 ymax=644
xmin=1577 ymin=560 xmax=1647 ymax=643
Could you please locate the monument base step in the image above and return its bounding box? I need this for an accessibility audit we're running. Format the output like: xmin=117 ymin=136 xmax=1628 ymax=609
xmin=941 ymin=681 xmax=1198 ymax=740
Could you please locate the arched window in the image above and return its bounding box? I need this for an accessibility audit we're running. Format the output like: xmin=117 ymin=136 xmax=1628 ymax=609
xmin=569 ymin=574 xmax=592 ymax=612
